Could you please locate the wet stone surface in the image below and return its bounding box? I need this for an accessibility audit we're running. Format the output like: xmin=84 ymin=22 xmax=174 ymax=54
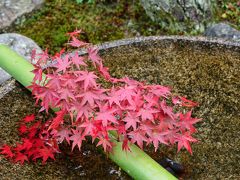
xmin=0 ymin=37 xmax=240 ymax=179
xmin=100 ymin=37 xmax=240 ymax=179
xmin=0 ymin=0 xmax=44 ymax=30
xmin=0 ymin=85 xmax=130 ymax=180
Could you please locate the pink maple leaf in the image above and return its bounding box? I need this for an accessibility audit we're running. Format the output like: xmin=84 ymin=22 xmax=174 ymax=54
xmin=46 ymin=74 xmax=62 ymax=89
xmin=147 ymin=84 xmax=171 ymax=98
xmin=71 ymin=51 xmax=86 ymax=69
xmin=176 ymin=132 xmax=198 ymax=155
xmin=150 ymin=130 xmax=169 ymax=151
xmin=136 ymin=105 xmax=159 ymax=121
xmin=71 ymin=102 xmax=93 ymax=120
xmin=180 ymin=96 xmax=198 ymax=108
xmin=95 ymin=103 xmax=117 ymax=127
xmin=60 ymin=74 xmax=78 ymax=89
xmin=79 ymin=118 xmax=96 ymax=136
xmin=54 ymin=128 xmax=72 ymax=144
xmin=69 ymin=129 xmax=86 ymax=151
xmin=77 ymin=89 xmax=105 ymax=107
xmin=96 ymin=136 xmax=112 ymax=152
xmin=128 ymin=130 xmax=148 ymax=149
xmin=68 ymin=36 xmax=89 ymax=47
xmin=66 ymin=29 xmax=82 ymax=37
xmin=160 ymin=100 xmax=175 ymax=120
xmin=32 ymin=67 xmax=43 ymax=83
xmin=87 ymin=47 xmax=103 ymax=68
xmin=179 ymin=111 xmax=202 ymax=132
xmin=115 ymin=86 xmax=137 ymax=108
xmin=53 ymin=48 xmax=65 ymax=59
xmin=35 ymin=87 xmax=59 ymax=112
xmin=123 ymin=111 xmax=140 ymax=130
xmin=37 ymin=48 xmax=49 ymax=65
xmin=98 ymin=66 xmax=111 ymax=80
xmin=74 ymin=71 xmax=98 ymax=91
xmin=58 ymin=88 xmax=76 ymax=102
xmin=54 ymin=55 xmax=71 ymax=73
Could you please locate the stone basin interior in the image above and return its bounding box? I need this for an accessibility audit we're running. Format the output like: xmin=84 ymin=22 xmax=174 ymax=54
xmin=0 ymin=37 xmax=240 ymax=179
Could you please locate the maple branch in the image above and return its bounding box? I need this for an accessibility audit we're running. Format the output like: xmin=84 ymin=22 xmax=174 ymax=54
xmin=0 ymin=45 xmax=177 ymax=180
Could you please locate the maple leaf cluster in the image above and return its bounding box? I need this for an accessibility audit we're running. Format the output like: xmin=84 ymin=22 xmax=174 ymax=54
xmin=0 ymin=114 xmax=58 ymax=164
xmin=1 ymin=30 xmax=201 ymax=164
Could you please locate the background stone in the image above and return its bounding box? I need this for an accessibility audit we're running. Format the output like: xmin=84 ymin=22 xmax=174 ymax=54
xmin=0 ymin=33 xmax=42 ymax=85
xmin=140 ymin=0 xmax=215 ymax=32
xmin=0 ymin=0 xmax=44 ymax=30
xmin=204 ymin=23 xmax=240 ymax=42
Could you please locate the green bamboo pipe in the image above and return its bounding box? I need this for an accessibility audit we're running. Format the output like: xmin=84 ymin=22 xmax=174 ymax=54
xmin=0 ymin=44 xmax=177 ymax=180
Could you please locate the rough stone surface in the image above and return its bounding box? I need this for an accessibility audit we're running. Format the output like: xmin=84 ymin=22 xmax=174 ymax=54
xmin=0 ymin=33 xmax=42 ymax=85
xmin=204 ymin=23 xmax=240 ymax=42
xmin=140 ymin=0 xmax=215 ymax=32
xmin=0 ymin=0 xmax=44 ymax=30
xmin=0 ymin=36 xmax=239 ymax=179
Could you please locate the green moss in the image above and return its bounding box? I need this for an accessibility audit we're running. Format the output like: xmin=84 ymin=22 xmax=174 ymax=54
xmin=11 ymin=0 xmax=239 ymax=55
xmin=13 ymin=0 xmax=166 ymax=54
xmin=216 ymin=0 xmax=240 ymax=29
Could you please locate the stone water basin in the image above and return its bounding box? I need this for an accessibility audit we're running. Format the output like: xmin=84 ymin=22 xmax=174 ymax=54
xmin=0 ymin=36 xmax=240 ymax=179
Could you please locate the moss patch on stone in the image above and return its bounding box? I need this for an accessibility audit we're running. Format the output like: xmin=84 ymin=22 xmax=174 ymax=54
xmin=12 ymin=0 xmax=166 ymax=54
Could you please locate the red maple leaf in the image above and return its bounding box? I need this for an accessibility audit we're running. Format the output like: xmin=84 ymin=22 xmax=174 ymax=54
xmin=18 ymin=124 xmax=28 ymax=135
xmin=14 ymin=138 xmax=33 ymax=152
xmin=48 ymin=110 xmax=65 ymax=130
xmin=22 ymin=114 xmax=35 ymax=123
xmin=0 ymin=145 xmax=14 ymax=158
xmin=180 ymin=96 xmax=198 ymax=108
xmin=15 ymin=152 xmax=28 ymax=164
xmin=33 ymin=146 xmax=56 ymax=164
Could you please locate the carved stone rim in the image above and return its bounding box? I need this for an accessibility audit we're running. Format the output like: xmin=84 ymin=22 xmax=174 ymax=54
xmin=0 ymin=35 xmax=239 ymax=99
xmin=96 ymin=36 xmax=240 ymax=50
